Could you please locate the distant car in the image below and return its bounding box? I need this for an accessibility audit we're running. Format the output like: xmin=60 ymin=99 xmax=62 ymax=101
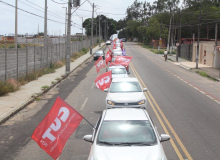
xmin=112 ymin=50 xmax=122 ymax=57
xmin=108 ymin=66 xmax=129 ymax=78
xmin=106 ymin=40 xmax=111 ymax=45
xmin=93 ymin=50 xmax=105 ymax=60
xmin=104 ymin=77 xmax=147 ymax=109
xmin=110 ymin=56 xmax=130 ymax=74
xmin=83 ymin=108 xmax=170 ymax=160
xmin=121 ymin=38 xmax=126 ymax=42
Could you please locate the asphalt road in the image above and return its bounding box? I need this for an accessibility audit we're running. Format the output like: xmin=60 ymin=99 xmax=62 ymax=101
xmin=0 ymin=42 xmax=220 ymax=160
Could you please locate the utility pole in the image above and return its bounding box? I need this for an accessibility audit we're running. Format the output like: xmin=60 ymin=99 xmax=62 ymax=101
xmin=90 ymin=3 xmax=94 ymax=55
xmin=15 ymin=0 xmax=18 ymax=49
xmin=99 ymin=14 xmax=101 ymax=47
xmin=66 ymin=0 xmax=72 ymax=73
xmin=107 ymin=20 xmax=108 ymax=40
xmin=105 ymin=19 xmax=106 ymax=41
xmin=215 ymin=23 xmax=219 ymax=77
xmin=158 ymin=21 xmax=162 ymax=51
xmin=96 ymin=22 xmax=97 ymax=42
xmin=44 ymin=0 xmax=48 ymax=67
xmin=82 ymin=17 xmax=83 ymax=42
xmin=196 ymin=5 xmax=201 ymax=69
xmin=38 ymin=23 xmax=39 ymax=45
xmin=167 ymin=13 xmax=172 ymax=53
xmin=177 ymin=9 xmax=180 ymax=62
xmin=62 ymin=7 xmax=67 ymax=55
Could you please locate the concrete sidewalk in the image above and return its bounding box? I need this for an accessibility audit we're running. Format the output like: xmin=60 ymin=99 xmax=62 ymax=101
xmin=0 ymin=43 xmax=105 ymax=124
xmin=167 ymin=54 xmax=220 ymax=81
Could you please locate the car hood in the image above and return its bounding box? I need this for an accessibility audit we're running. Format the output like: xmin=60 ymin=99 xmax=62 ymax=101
xmin=107 ymin=92 xmax=144 ymax=103
xmin=112 ymin=74 xmax=128 ymax=78
xmin=90 ymin=144 xmax=165 ymax=160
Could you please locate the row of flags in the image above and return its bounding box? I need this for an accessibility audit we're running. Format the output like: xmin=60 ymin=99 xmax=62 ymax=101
xmin=31 ymin=39 xmax=132 ymax=160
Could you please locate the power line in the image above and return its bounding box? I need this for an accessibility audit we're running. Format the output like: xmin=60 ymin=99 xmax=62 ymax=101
xmin=51 ymin=0 xmax=67 ymax=4
xmin=0 ymin=1 xmax=65 ymax=24
xmin=24 ymin=0 xmax=65 ymax=19
xmin=18 ymin=0 xmax=65 ymax=20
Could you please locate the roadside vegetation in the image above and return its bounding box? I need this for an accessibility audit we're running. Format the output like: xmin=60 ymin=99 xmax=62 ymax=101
xmin=196 ymin=71 xmax=218 ymax=82
xmin=0 ymin=47 xmax=91 ymax=96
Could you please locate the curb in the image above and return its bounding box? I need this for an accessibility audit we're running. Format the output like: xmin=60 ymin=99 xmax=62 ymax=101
xmin=0 ymin=44 xmax=106 ymax=125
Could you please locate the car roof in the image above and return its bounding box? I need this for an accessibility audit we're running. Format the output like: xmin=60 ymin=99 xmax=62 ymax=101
xmin=112 ymin=77 xmax=138 ymax=82
xmin=108 ymin=66 xmax=126 ymax=69
xmin=104 ymin=108 xmax=148 ymax=121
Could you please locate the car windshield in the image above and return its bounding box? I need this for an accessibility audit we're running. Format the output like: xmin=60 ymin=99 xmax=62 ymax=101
xmin=97 ymin=120 xmax=157 ymax=145
xmin=109 ymin=68 xmax=126 ymax=74
xmin=110 ymin=82 xmax=142 ymax=92
xmin=94 ymin=51 xmax=103 ymax=55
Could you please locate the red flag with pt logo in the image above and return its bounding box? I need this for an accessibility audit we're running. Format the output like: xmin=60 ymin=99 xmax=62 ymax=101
xmin=115 ymin=56 xmax=133 ymax=66
xmin=31 ymin=97 xmax=84 ymax=160
xmin=95 ymin=71 xmax=112 ymax=91
xmin=105 ymin=51 xmax=112 ymax=65
xmin=95 ymin=56 xmax=105 ymax=73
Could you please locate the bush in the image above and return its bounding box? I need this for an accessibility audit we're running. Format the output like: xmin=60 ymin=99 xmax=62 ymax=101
xmin=0 ymin=79 xmax=20 ymax=96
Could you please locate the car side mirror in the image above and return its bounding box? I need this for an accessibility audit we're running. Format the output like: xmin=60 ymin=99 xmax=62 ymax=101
xmin=104 ymin=88 xmax=109 ymax=92
xmin=143 ymin=88 xmax=148 ymax=92
xmin=83 ymin=135 xmax=93 ymax=143
xmin=160 ymin=134 xmax=170 ymax=142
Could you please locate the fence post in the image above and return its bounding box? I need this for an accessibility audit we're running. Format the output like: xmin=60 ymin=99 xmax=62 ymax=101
xmin=17 ymin=39 xmax=18 ymax=81
xmin=4 ymin=34 xmax=7 ymax=82
xmin=41 ymin=46 xmax=43 ymax=68
xmin=26 ymin=33 xmax=28 ymax=77
xmin=51 ymin=44 xmax=53 ymax=64
xmin=34 ymin=37 xmax=36 ymax=73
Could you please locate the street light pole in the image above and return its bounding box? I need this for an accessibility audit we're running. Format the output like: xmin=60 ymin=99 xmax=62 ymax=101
xmin=66 ymin=0 xmax=72 ymax=74
xmin=44 ymin=0 xmax=48 ymax=66
xmin=90 ymin=3 xmax=94 ymax=55
xmin=107 ymin=20 xmax=108 ymax=40
xmin=62 ymin=7 xmax=67 ymax=56
xmin=99 ymin=14 xmax=101 ymax=47
xmin=15 ymin=0 xmax=18 ymax=49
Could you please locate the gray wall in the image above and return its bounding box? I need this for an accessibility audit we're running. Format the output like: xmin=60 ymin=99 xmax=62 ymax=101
xmin=180 ymin=43 xmax=193 ymax=61
xmin=0 ymin=37 xmax=99 ymax=81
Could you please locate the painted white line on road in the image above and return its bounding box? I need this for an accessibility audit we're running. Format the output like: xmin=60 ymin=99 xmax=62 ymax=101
xmin=200 ymin=91 xmax=206 ymax=94
xmin=194 ymin=87 xmax=199 ymax=90
xmin=206 ymin=95 xmax=214 ymax=100
xmin=214 ymin=100 xmax=220 ymax=105
xmin=91 ymin=82 xmax=95 ymax=89
xmin=80 ymin=98 xmax=88 ymax=110
xmin=184 ymin=81 xmax=188 ymax=84
xmin=189 ymin=84 xmax=193 ymax=87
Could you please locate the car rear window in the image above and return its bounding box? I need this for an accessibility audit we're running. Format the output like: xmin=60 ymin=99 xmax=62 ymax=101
xmin=110 ymin=82 xmax=142 ymax=92
xmin=97 ymin=120 xmax=157 ymax=145
xmin=109 ymin=68 xmax=126 ymax=74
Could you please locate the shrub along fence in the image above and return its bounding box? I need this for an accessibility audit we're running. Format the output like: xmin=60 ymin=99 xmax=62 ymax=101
xmin=0 ymin=37 xmax=99 ymax=82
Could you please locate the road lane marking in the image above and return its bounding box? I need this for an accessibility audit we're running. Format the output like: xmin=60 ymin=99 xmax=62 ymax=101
xmin=206 ymin=95 xmax=214 ymax=100
xmin=91 ymin=82 xmax=95 ymax=89
xmin=214 ymin=100 xmax=220 ymax=104
xmin=80 ymin=98 xmax=88 ymax=110
xmin=130 ymin=63 xmax=186 ymax=160
xmin=200 ymin=91 xmax=206 ymax=94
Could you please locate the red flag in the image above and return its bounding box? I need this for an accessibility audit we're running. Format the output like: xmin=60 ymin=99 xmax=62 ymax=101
xmin=108 ymin=47 xmax=112 ymax=53
xmin=105 ymin=51 xmax=112 ymax=65
xmin=31 ymin=97 xmax=84 ymax=160
xmin=95 ymin=71 xmax=112 ymax=91
xmin=115 ymin=56 xmax=133 ymax=66
xmin=95 ymin=56 xmax=105 ymax=73
xmin=113 ymin=44 xmax=116 ymax=49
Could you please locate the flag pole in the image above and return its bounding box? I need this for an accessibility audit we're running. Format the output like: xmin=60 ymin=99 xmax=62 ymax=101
xmin=83 ymin=118 xmax=95 ymax=129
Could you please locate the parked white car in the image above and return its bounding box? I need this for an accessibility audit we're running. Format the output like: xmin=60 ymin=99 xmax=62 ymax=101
xmin=108 ymin=66 xmax=129 ymax=79
xmin=104 ymin=78 xmax=147 ymax=109
xmin=83 ymin=108 xmax=170 ymax=160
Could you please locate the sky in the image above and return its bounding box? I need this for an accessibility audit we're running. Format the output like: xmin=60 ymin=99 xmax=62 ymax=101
xmin=0 ymin=0 xmax=155 ymax=36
